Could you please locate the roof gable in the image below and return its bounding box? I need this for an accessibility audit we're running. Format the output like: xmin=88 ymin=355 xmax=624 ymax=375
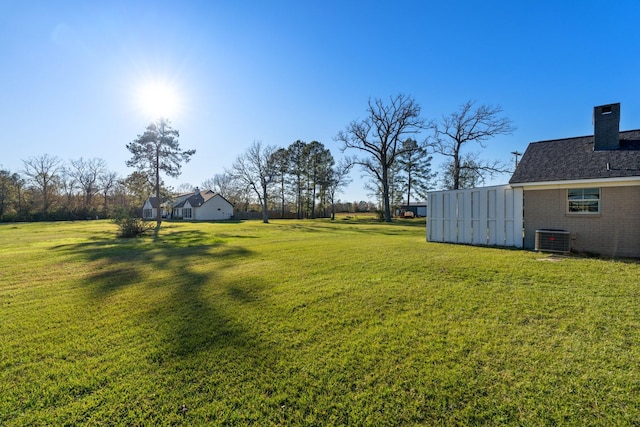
xmin=145 ymin=197 xmax=168 ymax=208
xmin=510 ymin=130 xmax=640 ymax=184
xmin=211 ymin=193 xmax=234 ymax=207
xmin=171 ymin=190 xmax=232 ymax=208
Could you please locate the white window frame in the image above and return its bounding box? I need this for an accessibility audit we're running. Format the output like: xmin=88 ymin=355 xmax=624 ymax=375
xmin=567 ymin=187 xmax=600 ymax=214
xmin=184 ymin=208 xmax=192 ymax=219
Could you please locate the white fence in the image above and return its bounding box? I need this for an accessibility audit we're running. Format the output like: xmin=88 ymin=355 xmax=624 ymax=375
xmin=427 ymin=185 xmax=523 ymax=248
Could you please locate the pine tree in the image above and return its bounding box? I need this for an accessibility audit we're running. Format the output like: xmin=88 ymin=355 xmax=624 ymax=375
xmin=396 ymin=138 xmax=436 ymax=205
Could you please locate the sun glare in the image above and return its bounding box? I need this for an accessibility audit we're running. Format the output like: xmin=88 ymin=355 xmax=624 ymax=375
xmin=136 ymin=81 xmax=182 ymax=120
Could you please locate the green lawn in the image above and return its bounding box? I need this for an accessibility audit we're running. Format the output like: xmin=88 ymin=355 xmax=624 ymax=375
xmin=1 ymin=219 xmax=639 ymax=425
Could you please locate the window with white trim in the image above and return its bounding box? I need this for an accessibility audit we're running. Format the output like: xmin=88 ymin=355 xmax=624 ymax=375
xmin=568 ymin=188 xmax=600 ymax=213
xmin=184 ymin=208 xmax=192 ymax=219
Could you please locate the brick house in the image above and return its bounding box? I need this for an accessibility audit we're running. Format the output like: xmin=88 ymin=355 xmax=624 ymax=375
xmin=509 ymin=103 xmax=640 ymax=257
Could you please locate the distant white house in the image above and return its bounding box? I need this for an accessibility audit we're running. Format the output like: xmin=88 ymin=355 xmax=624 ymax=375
xmin=142 ymin=197 xmax=170 ymax=220
xmin=142 ymin=188 xmax=234 ymax=221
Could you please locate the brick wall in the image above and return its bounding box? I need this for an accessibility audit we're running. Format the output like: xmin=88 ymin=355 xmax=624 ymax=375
xmin=523 ymin=186 xmax=640 ymax=257
xmin=593 ymin=103 xmax=621 ymax=150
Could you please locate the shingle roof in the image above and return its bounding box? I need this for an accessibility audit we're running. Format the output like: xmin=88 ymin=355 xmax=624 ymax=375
xmin=147 ymin=197 xmax=166 ymax=208
xmin=173 ymin=190 xmax=218 ymax=208
xmin=509 ymin=130 xmax=640 ymax=184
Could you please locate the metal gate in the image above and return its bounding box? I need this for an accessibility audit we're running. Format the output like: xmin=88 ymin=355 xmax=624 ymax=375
xmin=427 ymin=185 xmax=523 ymax=248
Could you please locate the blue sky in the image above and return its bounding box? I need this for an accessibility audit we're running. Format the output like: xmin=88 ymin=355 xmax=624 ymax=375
xmin=2 ymin=1 xmax=640 ymax=202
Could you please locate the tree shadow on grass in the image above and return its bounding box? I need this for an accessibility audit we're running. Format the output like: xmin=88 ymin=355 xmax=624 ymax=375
xmin=50 ymin=228 xmax=264 ymax=357
xmin=272 ymin=220 xmax=426 ymax=236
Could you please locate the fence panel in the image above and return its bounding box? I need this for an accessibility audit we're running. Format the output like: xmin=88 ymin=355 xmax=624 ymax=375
xmin=427 ymin=185 xmax=523 ymax=248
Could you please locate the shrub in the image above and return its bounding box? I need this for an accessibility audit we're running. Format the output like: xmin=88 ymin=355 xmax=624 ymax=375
xmin=112 ymin=209 xmax=154 ymax=238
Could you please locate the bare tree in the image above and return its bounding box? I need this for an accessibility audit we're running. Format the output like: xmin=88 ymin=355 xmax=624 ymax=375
xmin=126 ymin=118 xmax=195 ymax=228
xmin=221 ymin=173 xmax=253 ymax=212
xmin=429 ymin=100 xmax=515 ymax=190
xmin=336 ymin=94 xmax=425 ymax=222
xmin=231 ymin=141 xmax=277 ymax=223
xmin=326 ymin=159 xmax=352 ymax=220
xmin=439 ymin=153 xmax=485 ymax=190
xmin=201 ymin=178 xmax=214 ymax=192
xmin=22 ymin=154 xmax=63 ymax=217
xmin=176 ymin=183 xmax=194 ymax=193
xmin=98 ymin=170 xmax=118 ymax=215
xmin=59 ymin=167 xmax=77 ymax=212
xmin=68 ymin=157 xmax=107 ymax=209
xmin=202 ymin=173 xmax=234 ymax=198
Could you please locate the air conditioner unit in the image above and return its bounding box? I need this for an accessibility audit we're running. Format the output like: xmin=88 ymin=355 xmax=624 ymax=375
xmin=535 ymin=229 xmax=571 ymax=253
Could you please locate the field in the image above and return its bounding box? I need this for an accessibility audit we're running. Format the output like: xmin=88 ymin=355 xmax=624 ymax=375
xmin=1 ymin=218 xmax=639 ymax=425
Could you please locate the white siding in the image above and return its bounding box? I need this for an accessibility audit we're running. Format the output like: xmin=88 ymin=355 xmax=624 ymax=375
xmin=183 ymin=201 xmax=193 ymax=219
xmin=194 ymin=196 xmax=233 ymax=220
xmin=427 ymin=185 xmax=523 ymax=248
xmin=142 ymin=200 xmax=155 ymax=219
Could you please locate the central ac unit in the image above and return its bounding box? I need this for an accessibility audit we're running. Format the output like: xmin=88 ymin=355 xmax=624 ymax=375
xmin=535 ymin=229 xmax=571 ymax=253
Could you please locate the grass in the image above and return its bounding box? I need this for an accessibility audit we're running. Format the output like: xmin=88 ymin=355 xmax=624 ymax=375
xmin=1 ymin=218 xmax=639 ymax=425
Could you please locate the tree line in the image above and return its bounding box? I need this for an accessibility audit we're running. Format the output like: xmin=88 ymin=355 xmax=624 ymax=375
xmin=123 ymin=116 xmax=437 ymax=226
xmin=0 ymin=146 xmax=372 ymax=223
xmin=337 ymin=95 xmax=514 ymax=221
xmin=209 ymin=95 xmax=513 ymax=224
xmin=0 ymin=152 xmax=378 ymax=223
xmin=0 ymin=155 xmax=161 ymax=222
xmin=1 ymin=95 xmax=513 ymax=223
xmin=220 ymin=137 xmax=435 ymax=224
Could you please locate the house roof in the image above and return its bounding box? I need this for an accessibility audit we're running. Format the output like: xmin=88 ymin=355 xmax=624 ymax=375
xmin=172 ymin=189 xmax=232 ymax=208
xmin=146 ymin=197 xmax=167 ymax=208
xmin=174 ymin=189 xmax=214 ymax=208
xmin=509 ymin=129 xmax=640 ymax=185
xmin=172 ymin=192 xmax=192 ymax=205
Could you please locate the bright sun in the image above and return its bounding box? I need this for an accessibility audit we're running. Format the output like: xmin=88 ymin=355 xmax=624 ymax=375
xmin=136 ymin=81 xmax=181 ymax=119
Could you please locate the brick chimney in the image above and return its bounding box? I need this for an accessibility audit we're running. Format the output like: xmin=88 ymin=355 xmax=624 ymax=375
xmin=593 ymin=103 xmax=620 ymax=150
